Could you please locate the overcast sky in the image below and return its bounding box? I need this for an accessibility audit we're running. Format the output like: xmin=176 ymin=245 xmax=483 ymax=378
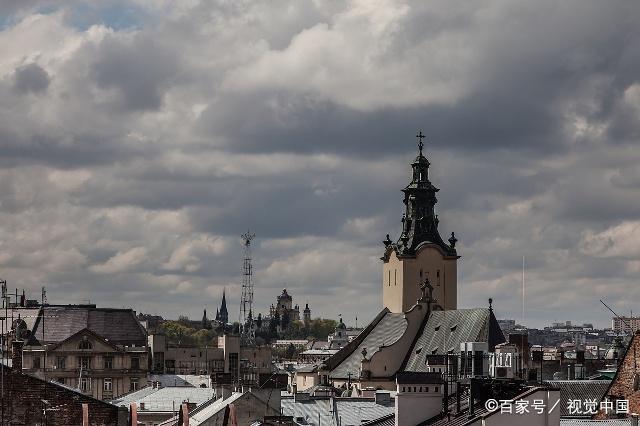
xmin=1 ymin=1 xmax=639 ymax=329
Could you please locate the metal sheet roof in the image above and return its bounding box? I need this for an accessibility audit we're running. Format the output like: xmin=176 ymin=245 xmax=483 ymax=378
xmin=545 ymin=380 xmax=611 ymax=418
xmin=111 ymin=387 xmax=215 ymax=412
xmin=329 ymin=312 xmax=407 ymax=379
xmin=282 ymin=397 xmax=395 ymax=426
xmin=405 ymin=308 xmax=497 ymax=372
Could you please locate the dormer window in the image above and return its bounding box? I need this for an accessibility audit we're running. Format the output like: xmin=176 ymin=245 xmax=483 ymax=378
xmin=79 ymin=340 xmax=92 ymax=350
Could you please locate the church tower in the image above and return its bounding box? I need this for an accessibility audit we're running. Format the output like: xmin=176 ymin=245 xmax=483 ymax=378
xmin=218 ymin=289 xmax=229 ymax=324
xmin=381 ymin=132 xmax=459 ymax=313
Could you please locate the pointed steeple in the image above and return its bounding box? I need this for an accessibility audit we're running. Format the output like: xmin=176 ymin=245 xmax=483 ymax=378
xmin=218 ymin=289 xmax=229 ymax=324
xmin=201 ymin=308 xmax=210 ymax=330
xmin=384 ymin=132 xmax=457 ymax=259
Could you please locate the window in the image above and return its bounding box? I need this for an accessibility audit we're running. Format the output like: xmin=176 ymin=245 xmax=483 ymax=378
xmin=104 ymin=357 xmax=113 ymax=370
xmin=79 ymin=356 xmax=91 ymax=370
xmin=80 ymin=377 xmax=91 ymax=391
xmin=33 ymin=356 xmax=41 ymax=369
xmin=131 ymin=357 xmax=140 ymax=370
xmin=56 ymin=356 xmax=65 ymax=369
xmin=426 ymin=386 xmax=429 ymax=392
xmin=229 ymin=353 xmax=239 ymax=380
xmin=130 ymin=377 xmax=139 ymax=391
xmin=104 ymin=378 xmax=113 ymax=391
xmin=394 ymin=269 xmax=397 ymax=285
xmin=79 ymin=340 xmax=92 ymax=350
xmin=388 ymin=270 xmax=391 ymax=286
xmin=435 ymin=386 xmax=439 ymax=393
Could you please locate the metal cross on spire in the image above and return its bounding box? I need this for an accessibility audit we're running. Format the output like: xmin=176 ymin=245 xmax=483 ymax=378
xmin=416 ymin=131 xmax=426 ymax=155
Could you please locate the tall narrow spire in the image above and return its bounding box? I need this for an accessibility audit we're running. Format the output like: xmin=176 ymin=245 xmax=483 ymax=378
xmin=383 ymin=132 xmax=456 ymax=259
xmin=218 ymin=289 xmax=229 ymax=324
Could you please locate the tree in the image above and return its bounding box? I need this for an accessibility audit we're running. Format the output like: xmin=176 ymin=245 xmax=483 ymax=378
xmin=269 ymin=311 xmax=280 ymax=337
xmin=285 ymin=343 xmax=297 ymax=360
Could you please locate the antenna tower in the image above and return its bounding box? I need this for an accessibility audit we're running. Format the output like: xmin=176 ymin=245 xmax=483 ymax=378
xmin=240 ymin=231 xmax=256 ymax=344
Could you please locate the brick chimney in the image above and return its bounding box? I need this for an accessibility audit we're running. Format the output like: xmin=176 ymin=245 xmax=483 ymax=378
xmin=12 ymin=340 xmax=24 ymax=372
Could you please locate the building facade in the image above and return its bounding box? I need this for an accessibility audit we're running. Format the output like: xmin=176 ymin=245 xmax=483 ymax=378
xmin=2 ymin=341 xmax=127 ymax=425
xmin=17 ymin=305 xmax=149 ymax=400
xmin=612 ymin=316 xmax=640 ymax=334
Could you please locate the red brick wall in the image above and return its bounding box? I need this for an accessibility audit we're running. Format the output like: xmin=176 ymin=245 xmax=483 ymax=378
xmin=0 ymin=366 xmax=126 ymax=425
xmin=596 ymin=333 xmax=640 ymax=419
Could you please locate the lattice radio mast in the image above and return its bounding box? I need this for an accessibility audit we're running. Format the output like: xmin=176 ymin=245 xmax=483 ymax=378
xmin=240 ymin=231 xmax=256 ymax=344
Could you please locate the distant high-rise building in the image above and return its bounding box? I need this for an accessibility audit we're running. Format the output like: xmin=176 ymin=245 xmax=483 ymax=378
xmin=612 ymin=316 xmax=640 ymax=334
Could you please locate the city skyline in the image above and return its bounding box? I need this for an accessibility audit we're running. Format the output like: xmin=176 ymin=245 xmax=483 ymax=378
xmin=1 ymin=1 xmax=640 ymax=329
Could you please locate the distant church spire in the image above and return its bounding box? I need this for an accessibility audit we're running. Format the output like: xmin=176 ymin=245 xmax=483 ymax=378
xmin=385 ymin=132 xmax=456 ymax=258
xmin=218 ymin=289 xmax=229 ymax=324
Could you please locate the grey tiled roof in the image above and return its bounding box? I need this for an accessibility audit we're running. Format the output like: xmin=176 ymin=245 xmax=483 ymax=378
xmin=0 ymin=308 xmax=41 ymax=334
xmin=404 ymin=308 xmax=504 ymax=372
xmin=545 ymin=380 xmax=611 ymax=418
xmin=361 ymin=414 xmax=395 ymax=426
xmin=560 ymin=420 xmax=632 ymax=426
xmin=329 ymin=312 xmax=407 ymax=379
xmin=29 ymin=306 xmax=147 ymax=346
xmin=282 ymin=397 xmax=395 ymax=426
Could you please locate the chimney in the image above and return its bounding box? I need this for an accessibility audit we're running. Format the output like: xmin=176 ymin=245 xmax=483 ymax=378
xmin=177 ymin=402 xmax=189 ymax=426
xmin=82 ymin=403 xmax=89 ymax=426
xmin=12 ymin=340 xmax=24 ymax=372
xmin=129 ymin=403 xmax=138 ymax=426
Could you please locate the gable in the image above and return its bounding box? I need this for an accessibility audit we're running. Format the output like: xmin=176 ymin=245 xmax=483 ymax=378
xmin=403 ymin=308 xmax=505 ymax=372
xmin=50 ymin=328 xmax=120 ymax=352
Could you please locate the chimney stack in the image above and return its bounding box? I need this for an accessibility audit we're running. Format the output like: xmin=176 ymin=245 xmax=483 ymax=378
xmin=12 ymin=340 xmax=24 ymax=372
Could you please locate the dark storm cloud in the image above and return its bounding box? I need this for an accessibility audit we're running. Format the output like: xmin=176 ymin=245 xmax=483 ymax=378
xmin=13 ymin=63 xmax=50 ymax=93
xmin=198 ymin=90 xmax=564 ymax=158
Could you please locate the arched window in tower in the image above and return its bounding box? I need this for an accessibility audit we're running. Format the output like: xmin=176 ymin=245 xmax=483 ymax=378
xmin=437 ymin=269 xmax=441 ymax=286
xmin=388 ymin=270 xmax=391 ymax=287
xmin=419 ymin=269 xmax=423 ymax=279
xmin=394 ymin=269 xmax=397 ymax=286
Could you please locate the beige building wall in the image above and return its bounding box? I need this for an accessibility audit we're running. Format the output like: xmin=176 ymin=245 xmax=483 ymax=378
xmin=296 ymin=371 xmax=319 ymax=391
xmin=383 ymin=245 xmax=457 ymax=313
xmin=366 ymin=303 xmax=428 ymax=379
